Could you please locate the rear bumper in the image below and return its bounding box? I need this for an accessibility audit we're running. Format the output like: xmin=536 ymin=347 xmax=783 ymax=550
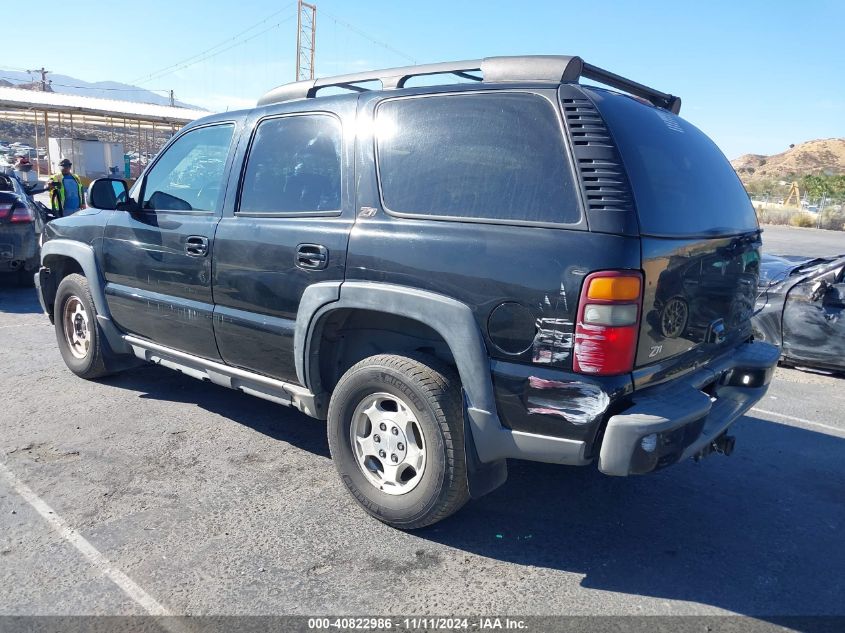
xmin=598 ymin=340 xmax=780 ymax=476
xmin=0 ymin=229 xmax=38 ymax=271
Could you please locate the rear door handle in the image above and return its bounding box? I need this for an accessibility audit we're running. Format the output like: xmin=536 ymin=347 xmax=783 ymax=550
xmin=185 ymin=235 xmax=209 ymax=257
xmin=296 ymin=243 xmax=328 ymax=270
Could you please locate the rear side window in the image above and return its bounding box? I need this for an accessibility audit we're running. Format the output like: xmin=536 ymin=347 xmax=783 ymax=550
xmin=586 ymin=88 xmax=757 ymax=236
xmin=239 ymin=114 xmax=341 ymax=214
xmin=375 ymin=93 xmax=580 ymax=224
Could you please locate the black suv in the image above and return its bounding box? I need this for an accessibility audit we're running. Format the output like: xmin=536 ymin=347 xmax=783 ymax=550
xmin=35 ymin=56 xmax=779 ymax=529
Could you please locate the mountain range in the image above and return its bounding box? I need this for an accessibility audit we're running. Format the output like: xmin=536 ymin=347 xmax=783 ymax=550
xmin=0 ymin=70 xmax=203 ymax=110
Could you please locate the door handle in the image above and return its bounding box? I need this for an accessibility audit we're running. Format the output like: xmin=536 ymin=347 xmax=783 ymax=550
xmin=296 ymin=244 xmax=329 ymax=270
xmin=185 ymin=235 xmax=209 ymax=257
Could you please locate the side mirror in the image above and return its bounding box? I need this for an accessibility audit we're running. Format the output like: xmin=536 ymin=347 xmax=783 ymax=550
xmin=88 ymin=177 xmax=131 ymax=211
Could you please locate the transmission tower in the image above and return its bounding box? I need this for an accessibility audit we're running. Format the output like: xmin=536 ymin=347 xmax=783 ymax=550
xmin=296 ymin=0 xmax=317 ymax=81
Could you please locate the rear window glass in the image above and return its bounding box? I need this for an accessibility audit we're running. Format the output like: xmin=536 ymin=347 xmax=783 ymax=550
xmin=375 ymin=93 xmax=580 ymax=224
xmin=586 ymin=88 xmax=757 ymax=236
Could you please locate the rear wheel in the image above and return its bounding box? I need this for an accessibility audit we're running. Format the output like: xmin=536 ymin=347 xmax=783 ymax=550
xmin=327 ymin=354 xmax=469 ymax=529
xmin=54 ymin=273 xmax=116 ymax=379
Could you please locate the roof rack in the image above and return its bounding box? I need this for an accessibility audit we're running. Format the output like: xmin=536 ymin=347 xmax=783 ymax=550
xmin=257 ymin=55 xmax=682 ymax=114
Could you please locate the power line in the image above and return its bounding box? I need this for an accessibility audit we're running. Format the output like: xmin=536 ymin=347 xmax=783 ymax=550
xmin=134 ymin=15 xmax=297 ymax=84
xmin=53 ymin=83 xmax=170 ymax=93
xmin=321 ymin=9 xmax=416 ymax=65
xmin=131 ymin=2 xmax=297 ymax=85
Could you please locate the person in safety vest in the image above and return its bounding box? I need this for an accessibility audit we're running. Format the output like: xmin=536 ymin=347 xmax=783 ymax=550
xmin=49 ymin=158 xmax=85 ymax=216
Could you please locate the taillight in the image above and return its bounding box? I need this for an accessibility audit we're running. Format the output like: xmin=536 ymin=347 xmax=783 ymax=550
xmin=573 ymin=270 xmax=643 ymax=376
xmin=0 ymin=203 xmax=12 ymax=220
xmin=9 ymin=204 xmax=34 ymax=223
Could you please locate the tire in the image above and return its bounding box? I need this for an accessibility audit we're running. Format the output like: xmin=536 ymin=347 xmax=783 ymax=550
xmin=327 ymin=354 xmax=469 ymax=529
xmin=54 ymin=273 xmax=116 ymax=379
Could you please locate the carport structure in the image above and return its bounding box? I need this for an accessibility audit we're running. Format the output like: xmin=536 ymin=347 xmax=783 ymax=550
xmin=0 ymin=86 xmax=207 ymax=177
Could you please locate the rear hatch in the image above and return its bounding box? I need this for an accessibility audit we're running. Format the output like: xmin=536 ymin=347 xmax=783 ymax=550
xmin=584 ymin=88 xmax=761 ymax=384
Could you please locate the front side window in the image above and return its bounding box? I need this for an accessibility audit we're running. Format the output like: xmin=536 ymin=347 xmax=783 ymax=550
xmin=375 ymin=93 xmax=580 ymax=224
xmin=142 ymin=124 xmax=234 ymax=212
xmin=239 ymin=114 xmax=342 ymax=214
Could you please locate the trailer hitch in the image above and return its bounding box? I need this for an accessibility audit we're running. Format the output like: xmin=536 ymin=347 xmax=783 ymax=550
xmin=694 ymin=432 xmax=736 ymax=461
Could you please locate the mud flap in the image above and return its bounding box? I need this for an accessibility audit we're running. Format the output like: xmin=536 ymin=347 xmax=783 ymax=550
xmin=463 ymin=392 xmax=508 ymax=498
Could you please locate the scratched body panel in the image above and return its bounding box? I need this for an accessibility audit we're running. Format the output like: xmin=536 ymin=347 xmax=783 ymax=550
xmin=491 ymin=360 xmax=632 ymax=444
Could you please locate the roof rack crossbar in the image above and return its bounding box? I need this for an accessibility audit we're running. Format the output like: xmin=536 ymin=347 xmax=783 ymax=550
xmin=581 ymin=62 xmax=682 ymax=114
xmin=257 ymin=55 xmax=681 ymax=114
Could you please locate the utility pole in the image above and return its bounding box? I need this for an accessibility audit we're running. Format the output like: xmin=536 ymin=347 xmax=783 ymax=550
xmin=27 ymin=67 xmax=51 ymax=91
xmin=169 ymin=89 xmax=175 ymax=107
xmin=296 ymin=0 xmax=317 ymax=81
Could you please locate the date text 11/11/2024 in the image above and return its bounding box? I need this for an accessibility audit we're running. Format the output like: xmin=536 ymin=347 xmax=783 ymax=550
xmin=306 ymin=617 xmax=528 ymax=630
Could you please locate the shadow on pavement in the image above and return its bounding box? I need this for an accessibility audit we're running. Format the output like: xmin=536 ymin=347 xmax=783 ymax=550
xmin=99 ymin=362 xmax=845 ymax=616
xmin=0 ymin=285 xmax=42 ymax=314
xmin=100 ymin=364 xmax=331 ymax=459
xmin=419 ymin=416 xmax=845 ymax=616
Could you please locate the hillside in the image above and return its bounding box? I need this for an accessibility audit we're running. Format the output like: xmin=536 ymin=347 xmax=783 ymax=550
xmin=0 ymin=70 xmax=200 ymax=109
xmin=732 ymin=138 xmax=845 ymax=182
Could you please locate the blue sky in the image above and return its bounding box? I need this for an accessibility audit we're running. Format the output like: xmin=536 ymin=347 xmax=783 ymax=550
xmin=4 ymin=0 xmax=844 ymax=158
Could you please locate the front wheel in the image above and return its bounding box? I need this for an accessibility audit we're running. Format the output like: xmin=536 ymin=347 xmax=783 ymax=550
xmin=54 ymin=273 xmax=116 ymax=379
xmin=327 ymin=354 xmax=469 ymax=529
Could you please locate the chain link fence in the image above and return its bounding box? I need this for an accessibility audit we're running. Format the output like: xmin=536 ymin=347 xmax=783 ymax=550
xmin=751 ymin=195 xmax=845 ymax=231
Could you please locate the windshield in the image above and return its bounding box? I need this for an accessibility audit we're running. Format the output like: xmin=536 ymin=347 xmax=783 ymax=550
xmin=586 ymin=87 xmax=758 ymax=237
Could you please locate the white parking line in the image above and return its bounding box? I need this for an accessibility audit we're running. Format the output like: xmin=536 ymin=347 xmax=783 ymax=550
xmin=0 ymin=460 xmax=172 ymax=616
xmin=750 ymin=407 xmax=845 ymax=436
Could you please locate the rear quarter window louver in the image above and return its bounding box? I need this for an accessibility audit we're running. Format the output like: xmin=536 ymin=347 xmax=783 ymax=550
xmin=559 ymin=86 xmax=638 ymax=235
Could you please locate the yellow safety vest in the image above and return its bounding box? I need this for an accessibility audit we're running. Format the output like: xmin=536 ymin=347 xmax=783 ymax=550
xmin=49 ymin=173 xmax=85 ymax=213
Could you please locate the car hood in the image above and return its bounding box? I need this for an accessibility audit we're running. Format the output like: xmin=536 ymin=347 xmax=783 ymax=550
xmin=759 ymin=254 xmax=816 ymax=287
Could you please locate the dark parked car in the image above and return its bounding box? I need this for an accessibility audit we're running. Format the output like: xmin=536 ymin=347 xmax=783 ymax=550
xmin=34 ymin=55 xmax=779 ymax=528
xmin=0 ymin=173 xmax=47 ymax=285
xmin=753 ymin=253 xmax=845 ymax=372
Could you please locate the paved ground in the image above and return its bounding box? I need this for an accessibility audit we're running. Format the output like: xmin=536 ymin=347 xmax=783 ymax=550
xmin=761 ymin=224 xmax=845 ymax=258
xmin=1 ymin=282 xmax=843 ymax=618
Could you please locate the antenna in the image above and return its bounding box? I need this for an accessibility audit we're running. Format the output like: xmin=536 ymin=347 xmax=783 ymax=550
xmin=296 ymin=0 xmax=317 ymax=81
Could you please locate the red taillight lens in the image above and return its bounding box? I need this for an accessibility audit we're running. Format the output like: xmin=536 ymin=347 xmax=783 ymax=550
xmin=9 ymin=204 xmax=34 ymax=223
xmin=573 ymin=271 xmax=642 ymax=376
xmin=0 ymin=203 xmax=13 ymax=220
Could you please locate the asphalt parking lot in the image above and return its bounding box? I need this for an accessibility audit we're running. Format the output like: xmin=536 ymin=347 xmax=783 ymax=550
xmin=1 ymin=225 xmax=843 ymax=618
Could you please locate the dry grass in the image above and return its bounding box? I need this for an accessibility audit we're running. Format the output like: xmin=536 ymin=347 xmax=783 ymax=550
xmin=789 ymin=213 xmax=816 ymax=228
xmin=756 ymin=206 xmax=845 ymax=231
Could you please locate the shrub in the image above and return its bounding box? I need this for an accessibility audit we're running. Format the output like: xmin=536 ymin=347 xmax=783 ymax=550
xmin=818 ymin=208 xmax=845 ymax=231
xmin=756 ymin=207 xmax=791 ymax=225
xmin=789 ymin=213 xmax=816 ymax=228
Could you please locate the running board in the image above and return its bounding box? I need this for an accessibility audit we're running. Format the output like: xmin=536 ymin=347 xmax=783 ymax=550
xmin=123 ymin=335 xmax=326 ymax=419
